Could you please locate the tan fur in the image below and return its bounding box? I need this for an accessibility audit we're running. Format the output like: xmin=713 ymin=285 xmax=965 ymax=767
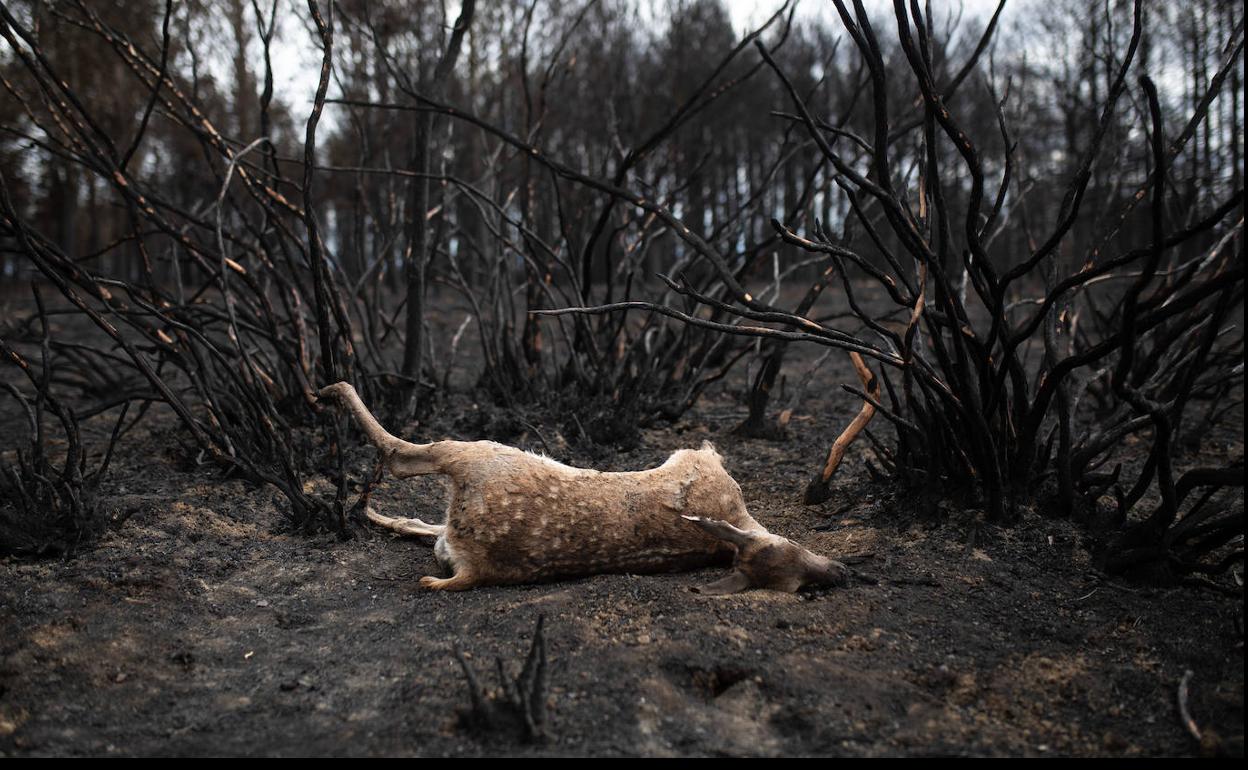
xmin=317 ymin=382 xmax=848 ymax=593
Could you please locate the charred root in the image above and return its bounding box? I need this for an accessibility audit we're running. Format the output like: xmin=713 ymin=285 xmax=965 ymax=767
xmin=454 ymin=614 xmax=551 ymax=744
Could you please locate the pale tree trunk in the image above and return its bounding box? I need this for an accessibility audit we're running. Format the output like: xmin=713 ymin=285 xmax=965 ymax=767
xmin=401 ymin=0 xmax=477 ymax=415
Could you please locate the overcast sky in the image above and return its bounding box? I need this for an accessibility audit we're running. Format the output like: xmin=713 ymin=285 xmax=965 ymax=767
xmin=725 ymin=0 xmax=1008 ymax=32
xmin=268 ymin=0 xmax=1014 ymax=132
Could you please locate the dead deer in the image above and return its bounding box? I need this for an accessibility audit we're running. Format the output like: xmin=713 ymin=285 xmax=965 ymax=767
xmin=315 ymin=382 xmax=848 ymax=594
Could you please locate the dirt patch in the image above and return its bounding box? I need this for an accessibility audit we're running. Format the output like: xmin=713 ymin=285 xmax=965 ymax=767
xmin=0 ymin=353 xmax=1243 ymax=756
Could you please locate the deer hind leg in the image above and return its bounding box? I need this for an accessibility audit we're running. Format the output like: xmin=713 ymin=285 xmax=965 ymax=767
xmin=365 ymin=507 xmax=445 ymax=538
xmin=317 ymin=382 xmax=444 ymax=477
xmin=419 ymin=572 xmax=479 ymax=591
xmin=419 ymin=534 xmax=482 ymax=589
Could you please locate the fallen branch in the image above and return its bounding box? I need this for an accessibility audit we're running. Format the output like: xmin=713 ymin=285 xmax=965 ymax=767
xmin=1177 ymin=669 xmax=1202 ymax=745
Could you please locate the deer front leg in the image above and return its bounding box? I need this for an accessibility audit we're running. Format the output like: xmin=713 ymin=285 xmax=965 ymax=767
xmin=692 ymin=570 xmax=751 ymax=595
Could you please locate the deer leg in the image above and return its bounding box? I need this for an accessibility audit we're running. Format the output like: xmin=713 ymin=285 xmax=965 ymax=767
xmin=692 ymin=569 xmax=751 ymax=595
xmin=419 ymin=572 xmax=479 ymax=591
xmin=366 ymin=507 xmax=445 ymax=538
xmin=317 ymin=382 xmax=444 ymax=477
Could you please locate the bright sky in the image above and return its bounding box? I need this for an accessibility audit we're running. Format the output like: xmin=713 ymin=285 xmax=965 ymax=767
xmin=270 ymin=0 xmax=1013 ymax=89
xmin=725 ymin=0 xmax=1008 ymax=32
xmin=266 ymin=0 xmax=1014 ymax=133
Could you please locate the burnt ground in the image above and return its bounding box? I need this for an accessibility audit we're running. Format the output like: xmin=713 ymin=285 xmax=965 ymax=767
xmin=0 ymin=311 xmax=1244 ymax=757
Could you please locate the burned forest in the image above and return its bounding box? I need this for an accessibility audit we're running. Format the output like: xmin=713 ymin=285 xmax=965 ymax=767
xmin=0 ymin=0 xmax=1243 ymax=758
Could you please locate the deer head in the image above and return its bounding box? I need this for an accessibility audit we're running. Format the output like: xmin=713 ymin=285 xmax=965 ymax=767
xmin=682 ymin=516 xmax=848 ymax=594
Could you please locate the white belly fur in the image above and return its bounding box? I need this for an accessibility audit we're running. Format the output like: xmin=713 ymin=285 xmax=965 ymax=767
xmin=434 ymin=533 xmax=458 ymax=575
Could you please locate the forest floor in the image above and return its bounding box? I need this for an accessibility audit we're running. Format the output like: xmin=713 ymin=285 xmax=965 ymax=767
xmin=0 ymin=307 xmax=1243 ymax=757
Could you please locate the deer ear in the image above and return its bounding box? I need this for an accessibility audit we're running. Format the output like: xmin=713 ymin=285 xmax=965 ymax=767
xmin=692 ymin=569 xmax=751 ymax=595
xmin=682 ymin=515 xmax=758 ymax=547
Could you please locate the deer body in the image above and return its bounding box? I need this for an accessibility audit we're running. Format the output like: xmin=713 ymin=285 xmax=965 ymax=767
xmin=409 ymin=440 xmax=749 ymax=587
xmin=318 ymin=382 xmax=847 ymax=593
